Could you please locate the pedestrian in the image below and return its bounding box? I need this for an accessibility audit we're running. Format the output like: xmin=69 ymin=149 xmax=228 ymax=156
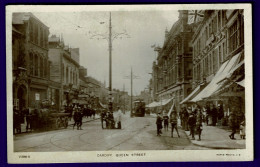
xmin=78 ymin=108 xmax=83 ymax=130
xmin=163 ymin=114 xmax=169 ymax=131
xmin=26 ymin=108 xmax=32 ymax=132
xmin=107 ymin=111 xmax=115 ymax=129
xmin=196 ymin=108 xmax=203 ymax=141
xmin=179 ymin=107 xmax=184 ymax=128
xmin=156 ymin=112 xmax=163 ymax=136
xmin=13 ymin=107 xmax=20 ymax=134
xmin=212 ymin=105 xmax=218 ymax=126
xmin=73 ymin=108 xmax=83 ymax=130
xmin=187 ymin=111 xmax=196 ymax=140
xmin=101 ymin=109 xmax=107 ymax=129
xmin=228 ymin=108 xmax=238 ymax=140
xmin=170 ymin=110 xmax=180 ymax=138
xmin=116 ymin=107 xmax=123 ymax=129
xmin=240 ymin=120 xmax=246 ymax=139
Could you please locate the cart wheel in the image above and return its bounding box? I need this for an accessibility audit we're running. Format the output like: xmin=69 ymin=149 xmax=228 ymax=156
xmin=56 ymin=118 xmax=62 ymax=129
xmin=64 ymin=117 xmax=68 ymax=128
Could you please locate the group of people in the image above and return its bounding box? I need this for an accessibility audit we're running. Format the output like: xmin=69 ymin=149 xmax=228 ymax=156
xmin=13 ymin=107 xmax=37 ymax=134
xmin=228 ymin=107 xmax=246 ymax=140
xmin=156 ymin=109 xmax=180 ymax=138
xmin=156 ymin=104 xmax=245 ymax=141
xmin=100 ymin=107 xmax=123 ymax=129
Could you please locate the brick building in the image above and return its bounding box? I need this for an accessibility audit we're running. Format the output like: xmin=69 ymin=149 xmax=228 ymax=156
xmin=12 ymin=13 xmax=50 ymax=110
xmin=48 ymin=34 xmax=80 ymax=108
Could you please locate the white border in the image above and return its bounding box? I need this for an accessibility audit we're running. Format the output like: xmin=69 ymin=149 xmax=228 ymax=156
xmin=6 ymin=4 xmax=253 ymax=163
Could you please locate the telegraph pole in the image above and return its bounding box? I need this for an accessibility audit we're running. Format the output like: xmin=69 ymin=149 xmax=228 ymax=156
xmin=108 ymin=12 xmax=113 ymax=112
xmin=124 ymin=67 xmax=139 ymax=117
xmin=123 ymin=83 xmax=125 ymax=114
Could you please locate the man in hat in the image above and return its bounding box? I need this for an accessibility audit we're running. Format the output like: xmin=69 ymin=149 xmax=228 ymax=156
xmin=228 ymin=108 xmax=238 ymax=140
xmin=187 ymin=111 xmax=196 ymax=140
xmin=100 ymin=109 xmax=107 ymax=129
xmin=116 ymin=106 xmax=123 ymax=129
xmin=170 ymin=110 xmax=180 ymax=138
xmin=183 ymin=107 xmax=190 ymax=131
xmin=156 ymin=112 xmax=163 ymax=136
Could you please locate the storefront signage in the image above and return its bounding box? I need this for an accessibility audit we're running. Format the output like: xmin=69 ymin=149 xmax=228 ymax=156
xmin=35 ymin=93 xmax=40 ymax=101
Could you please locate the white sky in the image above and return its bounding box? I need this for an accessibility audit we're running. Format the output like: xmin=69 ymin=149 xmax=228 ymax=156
xmin=34 ymin=10 xmax=179 ymax=95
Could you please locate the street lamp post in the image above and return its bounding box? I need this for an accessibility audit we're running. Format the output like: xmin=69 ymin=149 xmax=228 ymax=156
xmin=89 ymin=12 xmax=130 ymax=113
xmin=108 ymin=12 xmax=113 ymax=112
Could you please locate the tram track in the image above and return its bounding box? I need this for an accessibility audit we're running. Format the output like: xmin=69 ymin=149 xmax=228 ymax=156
xmin=15 ymin=116 xmax=155 ymax=152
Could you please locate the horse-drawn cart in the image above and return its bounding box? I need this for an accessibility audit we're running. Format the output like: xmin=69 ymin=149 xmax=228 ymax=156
xmin=32 ymin=100 xmax=71 ymax=131
xmin=49 ymin=112 xmax=70 ymax=129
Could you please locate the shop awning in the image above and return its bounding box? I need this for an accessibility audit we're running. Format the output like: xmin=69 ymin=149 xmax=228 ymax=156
xmin=99 ymin=102 xmax=107 ymax=108
xmin=161 ymin=98 xmax=173 ymax=106
xmin=146 ymin=98 xmax=173 ymax=108
xmin=146 ymin=101 xmax=159 ymax=108
xmin=180 ymin=85 xmax=204 ymax=104
xmin=236 ymin=79 xmax=245 ymax=87
xmin=167 ymin=103 xmax=176 ymax=117
xmin=190 ymin=52 xmax=242 ymax=102
xmin=78 ymin=99 xmax=88 ymax=105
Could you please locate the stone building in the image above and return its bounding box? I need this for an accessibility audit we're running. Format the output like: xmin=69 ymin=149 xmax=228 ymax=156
xmin=151 ymin=10 xmax=195 ymax=112
xmin=48 ymin=34 xmax=80 ymax=108
xmin=187 ymin=10 xmax=244 ymax=116
xmin=12 ymin=12 xmax=50 ymax=110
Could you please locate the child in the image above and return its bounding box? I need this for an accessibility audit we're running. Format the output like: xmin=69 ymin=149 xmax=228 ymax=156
xmin=240 ymin=121 xmax=245 ymax=139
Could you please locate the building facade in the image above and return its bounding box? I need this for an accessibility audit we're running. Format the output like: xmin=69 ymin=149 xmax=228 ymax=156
xmin=48 ymin=35 xmax=80 ymax=109
xmin=191 ymin=10 xmax=244 ymax=115
xmin=12 ymin=13 xmax=50 ymax=110
xmin=152 ymin=10 xmax=195 ymax=111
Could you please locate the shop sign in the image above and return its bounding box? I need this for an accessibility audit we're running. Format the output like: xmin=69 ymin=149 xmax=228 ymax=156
xmin=35 ymin=93 xmax=40 ymax=101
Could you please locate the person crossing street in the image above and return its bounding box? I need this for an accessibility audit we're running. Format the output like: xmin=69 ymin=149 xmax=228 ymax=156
xmin=169 ymin=109 xmax=180 ymax=138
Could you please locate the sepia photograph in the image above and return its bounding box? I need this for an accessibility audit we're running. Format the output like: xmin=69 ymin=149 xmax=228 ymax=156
xmin=6 ymin=4 xmax=253 ymax=163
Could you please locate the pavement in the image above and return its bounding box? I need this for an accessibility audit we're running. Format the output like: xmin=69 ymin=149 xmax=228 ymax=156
xmin=184 ymin=123 xmax=246 ymax=149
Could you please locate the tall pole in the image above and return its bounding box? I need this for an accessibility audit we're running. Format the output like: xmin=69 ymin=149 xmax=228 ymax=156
xmin=89 ymin=12 xmax=130 ymax=113
xmin=123 ymin=68 xmax=139 ymax=117
xmin=130 ymin=67 xmax=133 ymax=116
xmin=123 ymin=83 xmax=125 ymax=114
xmin=109 ymin=12 xmax=113 ymax=112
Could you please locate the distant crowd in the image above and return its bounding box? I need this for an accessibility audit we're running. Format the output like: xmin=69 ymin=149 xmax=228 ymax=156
xmin=155 ymin=104 xmax=246 ymax=141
